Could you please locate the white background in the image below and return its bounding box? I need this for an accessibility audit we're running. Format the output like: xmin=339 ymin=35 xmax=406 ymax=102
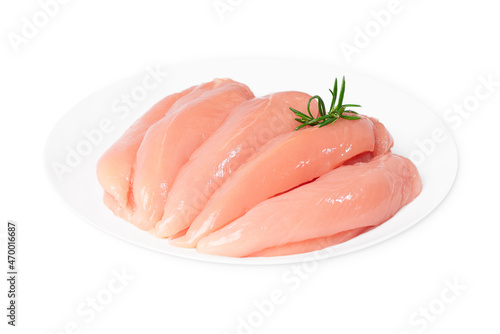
xmin=1 ymin=0 xmax=499 ymax=333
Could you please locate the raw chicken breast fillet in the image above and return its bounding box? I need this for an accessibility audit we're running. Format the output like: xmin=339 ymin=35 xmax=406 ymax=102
xmin=97 ymin=85 xmax=196 ymax=209
xmin=99 ymin=79 xmax=254 ymax=230
xmin=196 ymin=153 xmax=422 ymax=257
xmin=173 ymin=116 xmax=393 ymax=247
xmin=132 ymin=79 xmax=254 ymax=229
xmin=155 ymin=91 xmax=318 ymax=238
xmin=249 ymin=227 xmax=373 ymax=257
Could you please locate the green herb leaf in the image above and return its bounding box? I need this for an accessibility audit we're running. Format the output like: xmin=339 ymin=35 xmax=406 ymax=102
xmin=289 ymin=76 xmax=362 ymax=130
xmin=340 ymin=114 xmax=361 ymax=120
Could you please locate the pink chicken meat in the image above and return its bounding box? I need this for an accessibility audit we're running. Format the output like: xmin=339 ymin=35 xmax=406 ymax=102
xmin=97 ymin=85 xmax=196 ymax=210
xmin=131 ymin=79 xmax=254 ymax=230
xmin=172 ymin=116 xmax=393 ymax=247
xmin=249 ymin=227 xmax=373 ymax=257
xmin=196 ymin=153 xmax=422 ymax=257
xmin=154 ymin=92 xmax=319 ymax=238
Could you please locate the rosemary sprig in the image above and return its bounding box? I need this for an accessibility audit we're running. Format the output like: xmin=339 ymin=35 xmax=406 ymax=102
xmin=290 ymin=76 xmax=362 ymax=130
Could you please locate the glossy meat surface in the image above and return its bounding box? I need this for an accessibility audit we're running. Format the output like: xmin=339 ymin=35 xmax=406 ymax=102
xmin=174 ymin=116 xmax=393 ymax=247
xmin=196 ymin=153 xmax=422 ymax=257
xmin=155 ymin=91 xmax=318 ymax=238
xmin=97 ymin=85 xmax=195 ymax=209
xmin=98 ymin=79 xmax=254 ymax=230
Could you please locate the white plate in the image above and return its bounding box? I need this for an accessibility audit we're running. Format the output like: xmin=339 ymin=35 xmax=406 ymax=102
xmin=44 ymin=58 xmax=458 ymax=265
